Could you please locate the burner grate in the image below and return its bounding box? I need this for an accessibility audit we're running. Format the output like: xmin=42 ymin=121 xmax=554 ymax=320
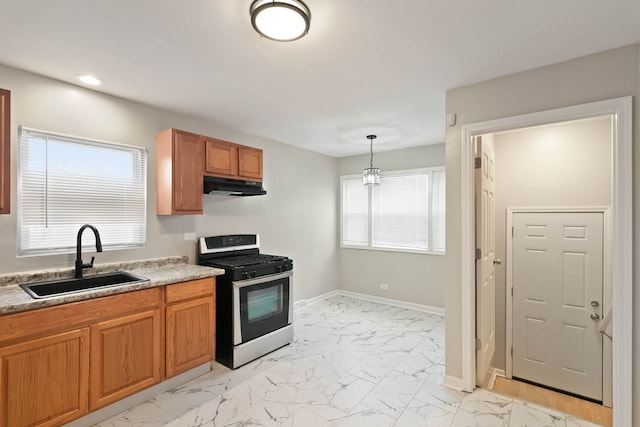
xmin=206 ymin=254 xmax=287 ymax=269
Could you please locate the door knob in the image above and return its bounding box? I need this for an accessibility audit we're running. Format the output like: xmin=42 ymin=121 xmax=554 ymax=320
xmin=591 ymin=301 xmax=600 ymax=307
xmin=591 ymin=313 xmax=600 ymax=321
xmin=493 ymin=259 xmax=502 ymax=265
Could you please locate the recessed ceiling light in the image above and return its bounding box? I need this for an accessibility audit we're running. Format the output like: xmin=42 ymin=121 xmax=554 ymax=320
xmin=75 ymin=74 xmax=102 ymax=86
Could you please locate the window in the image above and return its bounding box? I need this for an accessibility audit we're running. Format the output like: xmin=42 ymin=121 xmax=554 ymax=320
xmin=341 ymin=167 xmax=445 ymax=254
xmin=18 ymin=127 xmax=147 ymax=256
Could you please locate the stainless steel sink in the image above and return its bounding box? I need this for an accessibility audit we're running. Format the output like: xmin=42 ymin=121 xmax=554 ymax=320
xmin=20 ymin=271 xmax=149 ymax=299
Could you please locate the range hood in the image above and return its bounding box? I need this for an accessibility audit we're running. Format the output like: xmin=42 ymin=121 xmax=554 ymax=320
xmin=203 ymin=176 xmax=266 ymax=196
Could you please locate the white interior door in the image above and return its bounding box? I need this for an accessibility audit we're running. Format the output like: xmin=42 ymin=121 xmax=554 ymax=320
xmin=512 ymin=212 xmax=603 ymax=401
xmin=475 ymin=136 xmax=496 ymax=386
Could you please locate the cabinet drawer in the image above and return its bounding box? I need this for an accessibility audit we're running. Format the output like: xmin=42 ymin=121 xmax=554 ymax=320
xmin=166 ymin=277 xmax=215 ymax=303
xmin=0 ymin=287 xmax=162 ymax=345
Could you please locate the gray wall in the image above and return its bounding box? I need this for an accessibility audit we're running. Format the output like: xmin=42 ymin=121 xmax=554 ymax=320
xmin=491 ymin=116 xmax=612 ymax=370
xmin=0 ymin=64 xmax=339 ymax=302
xmin=337 ymin=144 xmax=445 ymax=308
xmin=444 ymin=44 xmax=639 ymax=424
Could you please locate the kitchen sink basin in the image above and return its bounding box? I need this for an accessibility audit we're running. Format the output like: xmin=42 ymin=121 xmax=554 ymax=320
xmin=20 ymin=271 xmax=149 ymax=299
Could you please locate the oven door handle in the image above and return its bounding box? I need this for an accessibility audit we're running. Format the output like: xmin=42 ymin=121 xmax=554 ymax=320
xmin=232 ymin=270 xmax=293 ymax=288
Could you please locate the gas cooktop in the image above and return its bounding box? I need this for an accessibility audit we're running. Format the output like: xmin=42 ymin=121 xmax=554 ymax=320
xmin=198 ymin=234 xmax=292 ymax=280
xmin=201 ymin=253 xmax=288 ymax=269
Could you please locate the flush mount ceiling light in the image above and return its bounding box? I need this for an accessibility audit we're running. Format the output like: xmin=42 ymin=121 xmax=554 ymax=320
xmin=250 ymin=0 xmax=310 ymax=42
xmin=363 ymin=135 xmax=380 ymax=185
xmin=75 ymin=74 xmax=102 ymax=86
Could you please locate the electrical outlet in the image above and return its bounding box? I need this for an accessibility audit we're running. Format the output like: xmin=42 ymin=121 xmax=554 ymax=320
xmin=184 ymin=232 xmax=197 ymax=241
xmin=380 ymin=283 xmax=389 ymax=290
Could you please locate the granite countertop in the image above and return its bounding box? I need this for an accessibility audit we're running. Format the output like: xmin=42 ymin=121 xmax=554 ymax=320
xmin=0 ymin=256 xmax=225 ymax=316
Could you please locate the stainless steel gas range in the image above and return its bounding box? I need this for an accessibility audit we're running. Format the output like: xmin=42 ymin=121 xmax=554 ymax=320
xmin=198 ymin=234 xmax=293 ymax=369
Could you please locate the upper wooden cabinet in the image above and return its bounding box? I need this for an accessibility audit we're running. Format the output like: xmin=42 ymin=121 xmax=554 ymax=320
xmin=238 ymin=146 xmax=263 ymax=180
xmin=156 ymin=128 xmax=204 ymax=215
xmin=205 ymin=138 xmax=238 ymax=178
xmin=156 ymin=128 xmax=264 ymax=215
xmin=0 ymin=88 xmax=10 ymax=215
xmin=205 ymin=138 xmax=263 ymax=181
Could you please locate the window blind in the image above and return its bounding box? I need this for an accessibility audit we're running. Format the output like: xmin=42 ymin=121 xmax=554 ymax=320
xmin=373 ymin=173 xmax=429 ymax=250
xmin=341 ymin=177 xmax=368 ymax=246
xmin=341 ymin=167 xmax=445 ymax=253
xmin=431 ymin=169 xmax=446 ymax=251
xmin=18 ymin=127 xmax=147 ymax=256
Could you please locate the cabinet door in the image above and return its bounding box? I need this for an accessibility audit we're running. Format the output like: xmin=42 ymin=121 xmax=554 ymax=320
xmin=205 ymin=139 xmax=238 ymax=177
xmin=0 ymin=328 xmax=89 ymax=427
xmin=238 ymin=146 xmax=263 ymax=180
xmin=166 ymin=296 xmax=215 ymax=377
xmin=0 ymin=88 xmax=9 ymax=215
xmin=173 ymin=131 xmax=204 ymax=213
xmin=90 ymin=309 xmax=162 ymax=410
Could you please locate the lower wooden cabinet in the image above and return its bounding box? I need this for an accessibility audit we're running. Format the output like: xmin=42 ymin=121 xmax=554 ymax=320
xmin=89 ymin=308 xmax=162 ymax=410
xmin=166 ymin=278 xmax=215 ymax=377
xmin=0 ymin=328 xmax=89 ymax=427
xmin=0 ymin=279 xmax=216 ymax=427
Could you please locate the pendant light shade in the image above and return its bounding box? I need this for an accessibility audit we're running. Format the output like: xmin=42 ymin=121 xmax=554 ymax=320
xmin=250 ymin=0 xmax=311 ymax=42
xmin=363 ymin=135 xmax=380 ymax=185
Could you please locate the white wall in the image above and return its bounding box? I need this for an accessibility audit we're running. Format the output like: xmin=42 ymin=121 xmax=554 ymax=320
xmin=337 ymin=144 xmax=446 ymax=308
xmin=0 ymin=64 xmax=339 ymax=302
xmin=490 ymin=116 xmax=612 ymax=370
xmin=444 ymin=44 xmax=639 ymax=424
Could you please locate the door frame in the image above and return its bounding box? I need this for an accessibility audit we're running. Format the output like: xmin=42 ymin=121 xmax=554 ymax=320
xmin=505 ymin=207 xmax=612 ymax=406
xmin=458 ymin=96 xmax=632 ymax=425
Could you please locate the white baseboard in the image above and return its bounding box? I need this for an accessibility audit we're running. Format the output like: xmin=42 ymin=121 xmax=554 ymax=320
xmin=443 ymin=374 xmax=467 ymax=391
xmin=342 ymin=290 xmax=445 ymax=316
xmin=295 ymin=289 xmax=444 ymax=316
xmin=293 ymin=300 xmax=307 ymax=310
xmin=294 ymin=290 xmax=340 ymax=311
xmin=488 ymin=368 xmax=506 ymax=390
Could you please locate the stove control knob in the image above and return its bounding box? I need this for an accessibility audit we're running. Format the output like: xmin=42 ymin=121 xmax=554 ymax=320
xmin=275 ymin=266 xmax=281 ymax=273
xmin=241 ymin=272 xmax=247 ymax=279
xmin=250 ymin=270 xmax=256 ymax=278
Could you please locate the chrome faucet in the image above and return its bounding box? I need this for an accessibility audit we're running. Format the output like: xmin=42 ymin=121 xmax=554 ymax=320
xmin=75 ymin=224 xmax=103 ymax=278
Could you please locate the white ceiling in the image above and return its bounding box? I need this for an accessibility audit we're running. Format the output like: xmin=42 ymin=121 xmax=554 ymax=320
xmin=1 ymin=1 xmax=639 ymax=158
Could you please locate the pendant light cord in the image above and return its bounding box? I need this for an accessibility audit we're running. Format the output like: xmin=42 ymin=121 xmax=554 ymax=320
xmin=367 ymin=134 xmax=377 ymax=169
xmin=370 ymin=139 xmax=374 ymax=168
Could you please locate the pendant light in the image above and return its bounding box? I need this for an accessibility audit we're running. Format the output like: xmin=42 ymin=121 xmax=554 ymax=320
xmin=363 ymin=135 xmax=380 ymax=185
xmin=250 ymin=0 xmax=311 ymax=42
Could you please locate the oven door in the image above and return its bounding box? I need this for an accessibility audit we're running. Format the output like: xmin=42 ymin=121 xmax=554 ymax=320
xmin=232 ymin=271 xmax=292 ymax=346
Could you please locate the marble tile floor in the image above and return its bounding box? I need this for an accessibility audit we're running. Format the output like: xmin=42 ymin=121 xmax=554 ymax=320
xmin=97 ymin=295 xmax=603 ymax=427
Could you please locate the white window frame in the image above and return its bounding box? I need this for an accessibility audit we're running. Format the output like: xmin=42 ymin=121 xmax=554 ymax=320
xmin=340 ymin=167 xmax=445 ymax=255
xmin=17 ymin=126 xmax=147 ymax=257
